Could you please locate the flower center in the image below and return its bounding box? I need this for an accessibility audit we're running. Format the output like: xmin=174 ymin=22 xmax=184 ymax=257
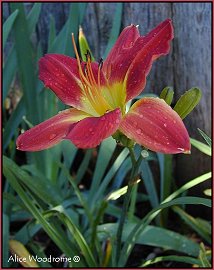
xmin=72 ymin=34 xmax=112 ymax=116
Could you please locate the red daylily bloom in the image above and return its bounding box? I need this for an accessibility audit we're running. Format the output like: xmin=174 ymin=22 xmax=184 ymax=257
xmin=16 ymin=19 xmax=191 ymax=154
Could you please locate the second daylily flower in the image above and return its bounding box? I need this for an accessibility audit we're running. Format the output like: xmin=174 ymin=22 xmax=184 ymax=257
xmin=17 ymin=19 xmax=190 ymax=154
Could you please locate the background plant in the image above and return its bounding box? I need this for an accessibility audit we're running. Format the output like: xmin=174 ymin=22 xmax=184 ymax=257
xmin=3 ymin=3 xmax=212 ymax=268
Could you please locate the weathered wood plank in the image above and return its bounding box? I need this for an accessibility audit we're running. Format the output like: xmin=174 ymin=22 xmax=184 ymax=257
xmin=172 ymin=3 xmax=211 ymax=183
xmin=3 ymin=2 xmax=211 ymax=184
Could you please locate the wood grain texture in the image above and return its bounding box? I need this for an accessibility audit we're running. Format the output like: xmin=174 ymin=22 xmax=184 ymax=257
xmin=4 ymin=2 xmax=211 ymax=183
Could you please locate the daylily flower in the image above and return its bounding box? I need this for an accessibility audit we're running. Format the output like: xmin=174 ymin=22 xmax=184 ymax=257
xmin=16 ymin=19 xmax=190 ymax=154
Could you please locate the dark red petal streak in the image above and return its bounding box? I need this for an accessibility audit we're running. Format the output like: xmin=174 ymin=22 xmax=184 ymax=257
xmin=39 ymin=54 xmax=83 ymax=108
xmin=66 ymin=108 xmax=121 ymax=148
xmin=103 ymin=25 xmax=140 ymax=80
xmin=120 ymin=98 xmax=190 ymax=154
xmin=16 ymin=109 xmax=89 ymax=151
xmin=125 ymin=19 xmax=174 ymax=101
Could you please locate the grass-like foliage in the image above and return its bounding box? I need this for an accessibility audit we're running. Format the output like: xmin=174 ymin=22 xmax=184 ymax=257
xmin=3 ymin=3 xmax=211 ymax=268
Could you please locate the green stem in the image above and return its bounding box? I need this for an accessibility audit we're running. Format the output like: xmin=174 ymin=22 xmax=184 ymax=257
xmin=115 ymin=147 xmax=141 ymax=265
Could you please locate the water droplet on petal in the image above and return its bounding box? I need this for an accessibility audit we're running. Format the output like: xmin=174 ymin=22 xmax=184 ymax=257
xmin=164 ymin=123 xmax=167 ymax=127
xmin=136 ymin=129 xmax=142 ymax=135
xmin=115 ymin=119 xmax=120 ymax=124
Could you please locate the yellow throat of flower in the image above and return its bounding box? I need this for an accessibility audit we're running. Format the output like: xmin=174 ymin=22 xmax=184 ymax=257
xmin=72 ymin=34 xmax=112 ymax=116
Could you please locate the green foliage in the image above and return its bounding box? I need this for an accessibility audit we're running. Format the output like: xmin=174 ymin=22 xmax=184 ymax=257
xmin=3 ymin=9 xmax=19 ymax=49
xmin=3 ymin=2 xmax=211 ymax=268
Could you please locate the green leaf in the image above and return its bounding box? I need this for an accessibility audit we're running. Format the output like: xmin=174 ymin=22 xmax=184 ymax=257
xmin=119 ymin=196 xmax=211 ymax=266
xmin=157 ymin=153 xmax=173 ymax=226
xmin=76 ymin=149 xmax=92 ymax=183
xmin=204 ymin=188 xmax=211 ymax=196
xmin=3 ymin=166 xmax=77 ymax=262
xmin=91 ymin=147 xmax=129 ymax=206
xmin=173 ymin=87 xmax=202 ymax=119
xmin=3 ymin=48 xmax=17 ymax=102
xmin=26 ymin=3 xmax=41 ymax=34
xmin=160 ymin=86 xmax=174 ymax=105
xmin=3 ymin=9 xmax=19 ymax=49
xmin=49 ymin=3 xmax=86 ymax=55
xmin=140 ymin=160 xmax=159 ymax=208
xmin=173 ymin=206 xmax=211 ymax=244
xmin=106 ymin=180 xmax=141 ymax=201
xmin=118 ymin=171 xmax=211 ymax=266
xmin=142 ymin=255 xmax=202 ymax=267
xmin=79 ymin=26 xmax=95 ymax=61
xmin=3 ymin=213 xmax=9 ymax=267
xmin=52 ymin=209 xmax=97 ymax=267
xmin=98 ymin=223 xmax=200 ymax=257
xmin=3 ymin=3 xmax=41 ymax=102
xmin=197 ymin=128 xmax=212 ymax=148
xmin=103 ymin=3 xmax=123 ymax=58
xmin=199 ymin=243 xmax=211 ymax=267
xmin=89 ymin=137 xmax=116 ymax=202
xmin=10 ymin=3 xmax=38 ymax=125
xmin=190 ymin=138 xmax=211 ymax=156
xmin=3 ymin=98 xmax=25 ymax=151
xmin=3 ymin=156 xmax=62 ymax=205
xmin=48 ymin=15 xmax=56 ymax=51
xmin=28 ymin=242 xmax=52 ymax=267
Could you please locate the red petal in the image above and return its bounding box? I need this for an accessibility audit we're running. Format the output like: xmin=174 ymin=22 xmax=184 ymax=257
xmin=119 ymin=98 xmax=190 ymax=154
xmin=39 ymin=54 xmax=84 ymax=108
xmin=16 ymin=109 xmax=89 ymax=151
xmin=125 ymin=19 xmax=174 ymax=101
xmin=103 ymin=24 xmax=140 ymax=80
xmin=66 ymin=108 xmax=121 ymax=148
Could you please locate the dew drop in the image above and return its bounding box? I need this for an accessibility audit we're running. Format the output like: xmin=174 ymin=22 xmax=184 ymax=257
xmin=115 ymin=119 xmax=120 ymax=124
xmin=164 ymin=123 xmax=167 ymax=127
xmin=139 ymin=114 xmax=144 ymax=118
xmin=136 ymin=129 xmax=142 ymax=135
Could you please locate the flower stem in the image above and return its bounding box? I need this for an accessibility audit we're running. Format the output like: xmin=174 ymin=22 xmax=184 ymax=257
xmin=115 ymin=146 xmax=142 ymax=265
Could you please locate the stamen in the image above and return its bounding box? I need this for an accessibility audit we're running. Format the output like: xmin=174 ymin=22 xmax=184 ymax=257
xmin=71 ymin=34 xmax=91 ymax=88
xmin=72 ymin=33 xmax=113 ymax=115
xmin=98 ymin=58 xmax=103 ymax=69
xmin=98 ymin=58 xmax=103 ymax=88
xmin=86 ymin=52 xmax=97 ymax=86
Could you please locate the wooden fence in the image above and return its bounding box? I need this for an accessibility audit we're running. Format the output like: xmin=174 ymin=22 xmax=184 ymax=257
xmin=3 ymin=2 xmax=211 ymax=184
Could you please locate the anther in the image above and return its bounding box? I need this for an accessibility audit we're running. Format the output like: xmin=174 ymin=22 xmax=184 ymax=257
xmin=98 ymin=58 xmax=103 ymax=69
xmin=86 ymin=50 xmax=92 ymax=61
xmin=84 ymin=64 xmax=87 ymax=75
